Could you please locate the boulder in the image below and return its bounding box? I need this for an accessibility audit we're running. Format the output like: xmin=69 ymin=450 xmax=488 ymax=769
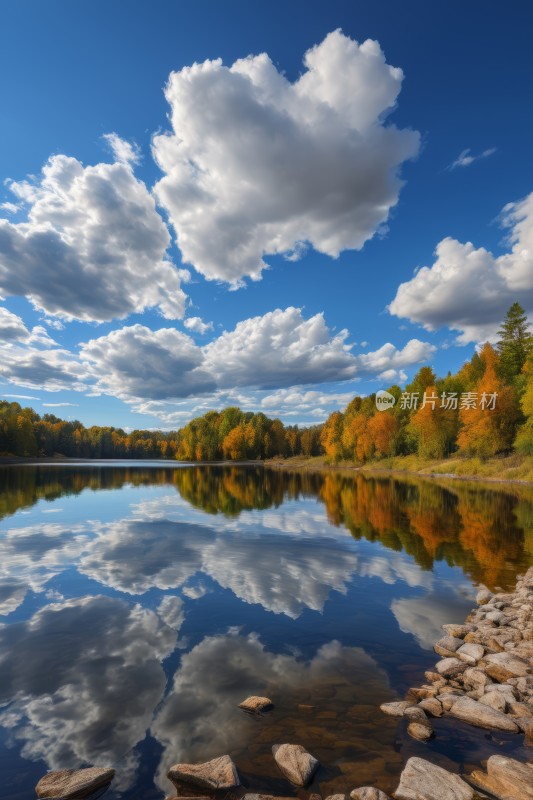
xmin=36 ymin=767 xmax=115 ymax=799
xmin=483 ymin=652 xmax=530 ymax=682
xmin=486 ymin=610 xmax=506 ymax=625
xmin=167 ymin=755 xmax=239 ymax=790
xmin=404 ymin=706 xmax=427 ymax=721
xmin=272 ymin=744 xmax=319 ymax=787
xmin=515 ymin=716 xmax=533 ymax=736
xmin=379 ymin=701 xmax=412 ymax=717
xmin=244 ymin=796 xmax=294 ymax=800
xmin=349 ymin=789 xmax=390 ymax=800
xmin=325 ymin=795 xmax=347 ymax=800
xmin=435 ymin=658 xmax=468 ymax=678
xmin=442 ymin=624 xmax=474 ymax=638
xmin=418 ymin=698 xmax=444 ymax=717
xmin=479 ymin=690 xmax=507 ymax=713
xmin=469 ymin=755 xmax=533 ymax=799
xmin=238 ymin=695 xmax=273 ymax=713
xmin=448 ymin=696 xmax=519 ymax=732
xmin=394 ymin=757 xmax=473 ymax=800
xmin=434 ymin=636 xmax=463 ymax=658
xmin=456 ymin=643 xmax=484 ymax=665
xmin=476 ymin=588 xmax=492 ymax=605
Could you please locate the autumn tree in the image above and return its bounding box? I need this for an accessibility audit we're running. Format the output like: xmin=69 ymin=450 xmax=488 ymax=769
xmin=409 ymin=386 xmax=458 ymax=459
xmin=320 ymin=411 xmax=344 ymax=462
xmin=458 ymin=344 xmax=519 ymax=458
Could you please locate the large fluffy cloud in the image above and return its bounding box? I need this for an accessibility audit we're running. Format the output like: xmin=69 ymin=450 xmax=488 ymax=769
xmin=203 ymin=307 xmax=356 ymax=388
xmin=0 ymin=146 xmax=186 ymax=322
xmin=1 ymin=303 xmax=435 ymax=411
xmin=153 ymin=29 xmax=420 ymax=284
xmin=79 ymin=308 xmax=434 ymax=406
xmin=81 ymin=324 xmax=215 ymax=400
xmin=389 ymin=191 xmax=533 ymax=343
xmin=0 ymin=596 xmax=176 ymax=788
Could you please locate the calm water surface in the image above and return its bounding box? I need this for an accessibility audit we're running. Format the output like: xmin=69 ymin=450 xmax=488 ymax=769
xmin=0 ymin=463 xmax=532 ymax=799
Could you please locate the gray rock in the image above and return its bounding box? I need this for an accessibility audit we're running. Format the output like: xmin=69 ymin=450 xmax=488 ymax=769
xmin=418 ymin=697 xmax=444 ymax=717
xmin=469 ymin=755 xmax=533 ymax=799
xmin=244 ymin=795 xmax=295 ymax=800
xmin=379 ymin=700 xmax=412 ymax=716
xmin=168 ymin=755 xmax=239 ymax=790
xmin=404 ymin=706 xmax=427 ymax=721
xmin=456 ymin=643 xmax=484 ymax=664
xmin=434 ymin=636 xmax=463 ymax=657
xmin=238 ymin=695 xmax=273 ymax=713
xmin=462 ymin=667 xmax=492 ymax=692
xmin=326 ymin=795 xmax=347 ymax=800
xmin=479 ymin=690 xmax=507 ymax=713
xmin=476 ymin=588 xmax=492 ymax=605
xmin=484 ymin=652 xmax=530 ymax=681
xmin=442 ymin=623 xmax=474 ymax=638
xmin=272 ymin=743 xmax=319 ymax=787
xmin=36 ymin=767 xmax=115 ymax=799
xmin=394 ymin=757 xmax=473 ymax=800
xmin=435 ymin=658 xmax=468 ymax=678
xmin=349 ymin=789 xmax=390 ymax=800
xmin=486 ymin=610 xmax=506 ymax=625
xmin=448 ymin=696 xmax=519 ymax=732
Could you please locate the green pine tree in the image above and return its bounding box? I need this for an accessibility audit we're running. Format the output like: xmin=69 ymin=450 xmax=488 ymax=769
xmin=497 ymin=302 xmax=533 ymax=382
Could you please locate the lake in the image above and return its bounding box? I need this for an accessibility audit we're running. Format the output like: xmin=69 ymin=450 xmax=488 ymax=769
xmin=0 ymin=463 xmax=532 ymax=799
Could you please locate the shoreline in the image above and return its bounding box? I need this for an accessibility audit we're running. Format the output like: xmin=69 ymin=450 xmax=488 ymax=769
xmin=265 ymin=455 xmax=533 ymax=488
xmin=378 ymin=566 xmax=533 ymax=798
xmin=4 ymin=452 xmax=533 ymax=488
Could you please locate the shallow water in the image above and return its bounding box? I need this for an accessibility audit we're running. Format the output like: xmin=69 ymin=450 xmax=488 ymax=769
xmin=0 ymin=463 xmax=532 ymax=798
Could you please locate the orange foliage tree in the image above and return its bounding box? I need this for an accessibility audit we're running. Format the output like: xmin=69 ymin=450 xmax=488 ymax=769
xmin=457 ymin=344 xmax=519 ymax=458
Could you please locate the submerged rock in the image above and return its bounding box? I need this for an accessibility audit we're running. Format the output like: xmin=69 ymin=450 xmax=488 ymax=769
xmin=349 ymin=788 xmax=390 ymax=800
xmin=469 ymin=754 xmax=533 ymax=799
xmin=167 ymin=755 xmax=239 ymax=790
xmin=272 ymin=743 xmax=319 ymax=787
xmin=448 ymin=696 xmax=519 ymax=732
xmin=238 ymin=695 xmax=273 ymax=713
xmin=407 ymin=720 xmax=433 ymax=741
xmin=36 ymin=767 xmax=115 ymax=799
xmin=243 ymin=795 xmax=294 ymax=800
xmin=394 ymin=757 xmax=473 ymax=800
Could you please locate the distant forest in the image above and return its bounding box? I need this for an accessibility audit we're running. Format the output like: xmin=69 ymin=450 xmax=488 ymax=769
xmin=2 ymin=303 xmax=533 ymax=463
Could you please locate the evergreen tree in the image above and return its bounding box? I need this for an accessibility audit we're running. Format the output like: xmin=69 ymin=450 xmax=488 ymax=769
xmin=497 ymin=302 xmax=533 ymax=382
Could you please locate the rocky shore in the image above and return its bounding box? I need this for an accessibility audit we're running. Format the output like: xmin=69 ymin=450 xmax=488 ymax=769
xmin=34 ymin=571 xmax=533 ymax=800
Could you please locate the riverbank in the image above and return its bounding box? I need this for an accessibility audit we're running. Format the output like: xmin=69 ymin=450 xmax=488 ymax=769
xmin=265 ymin=453 xmax=533 ymax=485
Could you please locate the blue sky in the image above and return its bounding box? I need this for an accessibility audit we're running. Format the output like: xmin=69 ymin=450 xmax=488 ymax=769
xmin=1 ymin=0 xmax=532 ymax=429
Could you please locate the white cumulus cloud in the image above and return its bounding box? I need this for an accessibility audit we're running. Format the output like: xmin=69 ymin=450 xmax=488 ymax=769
xmin=0 ymin=144 xmax=186 ymax=322
xmin=153 ymin=29 xmax=420 ymax=284
xmin=389 ymin=191 xmax=533 ymax=343
xmin=183 ymin=316 xmax=213 ymax=334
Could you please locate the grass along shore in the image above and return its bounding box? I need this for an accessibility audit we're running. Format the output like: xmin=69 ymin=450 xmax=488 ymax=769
xmin=265 ymin=452 xmax=533 ymax=485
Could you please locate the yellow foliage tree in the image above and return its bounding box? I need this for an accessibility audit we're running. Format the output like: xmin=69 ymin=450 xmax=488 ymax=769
xmin=458 ymin=344 xmax=519 ymax=458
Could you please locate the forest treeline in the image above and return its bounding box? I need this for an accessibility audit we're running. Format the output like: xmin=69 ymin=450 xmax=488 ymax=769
xmin=2 ymin=303 xmax=533 ymax=463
